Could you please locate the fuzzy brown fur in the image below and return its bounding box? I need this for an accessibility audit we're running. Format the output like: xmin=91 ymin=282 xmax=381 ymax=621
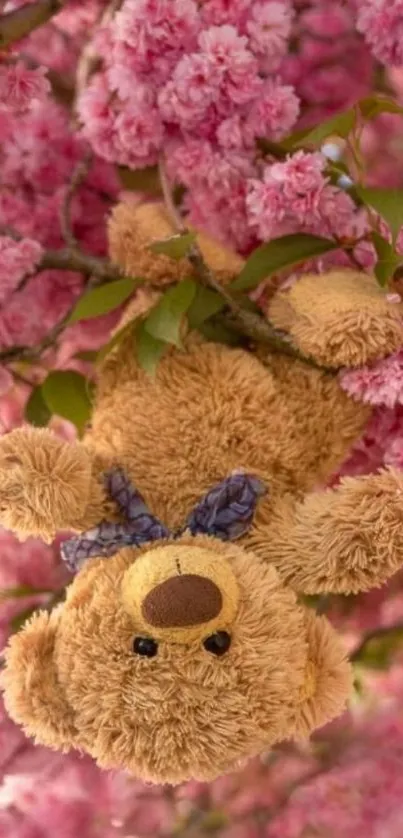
xmin=108 ymin=201 xmax=244 ymax=287
xmin=2 ymin=202 xmax=403 ymax=784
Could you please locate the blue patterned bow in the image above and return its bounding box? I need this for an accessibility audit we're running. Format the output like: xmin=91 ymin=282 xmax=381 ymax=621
xmin=61 ymin=469 xmax=266 ymax=573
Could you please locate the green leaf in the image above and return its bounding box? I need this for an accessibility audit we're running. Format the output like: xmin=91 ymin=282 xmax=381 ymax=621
xmin=357 ymin=187 xmax=403 ymax=244
xmin=10 ymin=607 xmax=38 ymax=633
xmin=149 ymin=232 xmax=196 ymax=261
xmin=300 ymin=594 xmax=331 ymax=612
xmin=25 ymin=386 xmax=51 ymax=427
xmin=371 ymin=232 xmax=402 ymax=286
xmin=233 ymin=234 xmax=338 ymax=291
xmin=257 ymin=137 xmax=288 ymax=159
xmin=68 ymin=278 xmax=140 ymax=323
xmin=232 ymin=294 xmax=261 ymax=313
xmin=187 ymin=287 xmax=225 ymax=329
xmin=75 ymin=350 xmax=99 ymax=362
xmin=197 ymin=320 xmax=242 ymax=347
xmin=96 ymin=320 xmax=136 ymax=363
xmin=42 ymin=371 xmax=92 ymax=434
xmin=352 ymin=626 xmax=403 ymax=670
xmin=136 ymin=321 xmax=166 ymax=376
xmin=0 ymin=585 xmax=51 ymax=602
xmin=200 ymin=811 xmax=229 ymax=832
xmin=117 ymin=165 xmax=161 ymax=195
xmin=282 ymin=109 xmax=356 ymax=150
xmin=359 ymin=96 xmax=403 ymax=119
xmin=144 ymin=279 xmax=197 ymax=347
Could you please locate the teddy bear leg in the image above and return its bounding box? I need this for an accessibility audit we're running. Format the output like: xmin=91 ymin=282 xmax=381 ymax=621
xmin=267 ymin=270 xmax=403 ymax=368
xmin=248 ymin=467 xmax=403 ymax=595
xmin=254 ymin=352 xmax=371 ymax=488
xmin=0 ymin=428 xmax=110 ymax=543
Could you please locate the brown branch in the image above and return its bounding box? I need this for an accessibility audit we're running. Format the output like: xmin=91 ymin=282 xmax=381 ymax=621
xmin=74 ymin=0 xmax=123 ymax=115
xmin=0 ymin=225 xmax=128 ymax=360
xmin=158 ymin=158 xmax=333 ymax=371
xmin=60 ymin=149 xmax=93 ymax=248
xmin=0 ymin=0 xmax=64 ymax=48
xmin=159 ymin=158 xmax=282 ymax=318
xmin=0 ymin=225 xmax=20 ymax=240
xmin=0 ymin=291 xmax=90 ymax=363
xmin=40 ymin=248 xmax=122 ymax=283
xmin=0 ymin=226 xmax=123 ymax=287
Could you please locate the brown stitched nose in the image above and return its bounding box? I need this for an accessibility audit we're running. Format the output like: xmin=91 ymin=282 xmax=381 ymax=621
xmin=141 ymin=574 xmax=223 ymax=628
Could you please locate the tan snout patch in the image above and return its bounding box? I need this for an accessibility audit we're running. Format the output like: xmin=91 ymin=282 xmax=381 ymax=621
xmin=121 ymin=543 xmax=240 ymax=643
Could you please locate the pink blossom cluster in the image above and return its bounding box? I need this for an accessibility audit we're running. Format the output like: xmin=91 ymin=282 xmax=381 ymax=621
xmin=0 ymin=95 xmax=118 ymax=352
xmin=76 ymin=0 xmax=381 ymax=252
xmin=78 ymin=0 xmax=299 ymax=250
xmin=80 ymin=0 xmax=296 ymax=161
xmin=0 ymin=62 xmax=50 ymax=113
xmin=246 ymin=150 xmax=363 ymax=242
xmin=355 ymin=0 xmax=403 ymax=67
xmin=0 ymin=0 xmax=119 ymax=356
xmin=4 ymin=0 xmax=107 ymax=76
xmin=340 ymin=349 xmax=403 ymax=410
xmin=0 ymin=697 xmax=178 ymax=838
xmin=283 ymin=1 xmax=373 ymax=127
xmin=268 ymin=711 xmax=403 ymax=838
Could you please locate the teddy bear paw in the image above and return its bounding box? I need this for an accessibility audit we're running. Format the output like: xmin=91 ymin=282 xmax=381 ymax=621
xmin=0 ymin=428 xmax=93 ymax=542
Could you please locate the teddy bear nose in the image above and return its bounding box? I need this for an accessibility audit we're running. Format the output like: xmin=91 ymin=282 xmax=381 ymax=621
xmin=141 ymin=574 xmax=223 ymax=628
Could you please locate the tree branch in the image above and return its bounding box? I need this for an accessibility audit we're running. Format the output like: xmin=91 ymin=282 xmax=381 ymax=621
xmin=158 ymin=158 xmax=333 ymax=371
xmin=60 ymin=149 xmax=93 ymax=249
xmin=0 ymin=226 xmax=123 ymax=287
xmin=40 ymin=248 xmax=122 ymax=283
xmin=0 ymin=0 xmax=63 ymax=48
xmin=74 ymin=0 xmax=123 ymax=113
xmin=0 ymin=304 xmax=78 ymax=363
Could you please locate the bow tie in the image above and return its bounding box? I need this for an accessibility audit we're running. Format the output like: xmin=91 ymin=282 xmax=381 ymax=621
xmin=61 ymin=469 xmax=266 ymax=573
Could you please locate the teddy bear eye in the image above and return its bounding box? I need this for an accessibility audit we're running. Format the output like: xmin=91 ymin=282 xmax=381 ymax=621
xmin=203 ymin=631 xmax=231 ymax=657
xmin=133 ymin=637 xmax=158 ymax=657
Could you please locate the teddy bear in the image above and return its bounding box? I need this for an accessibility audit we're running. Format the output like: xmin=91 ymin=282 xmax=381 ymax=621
xmin=2 ymin=201 xmax=403 ymax=786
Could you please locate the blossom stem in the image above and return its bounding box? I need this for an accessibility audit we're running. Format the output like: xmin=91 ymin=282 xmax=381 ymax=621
xmin=0 ymin=0 xmax=64 ymax=49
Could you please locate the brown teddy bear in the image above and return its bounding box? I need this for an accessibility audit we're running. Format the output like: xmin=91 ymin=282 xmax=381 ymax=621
xmin=2 ymin=202 xmax=403 ymax=785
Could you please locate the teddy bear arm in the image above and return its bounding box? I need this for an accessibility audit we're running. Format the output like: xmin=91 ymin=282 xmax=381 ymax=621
xmin=249 ymin=468 xmax=403 ymax=595
xmin=0 ymin=427 xmax=111 ymax=543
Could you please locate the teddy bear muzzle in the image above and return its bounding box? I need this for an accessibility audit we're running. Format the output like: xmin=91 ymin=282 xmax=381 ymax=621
xmin=121 ymin=543 xmax=240 ymax=644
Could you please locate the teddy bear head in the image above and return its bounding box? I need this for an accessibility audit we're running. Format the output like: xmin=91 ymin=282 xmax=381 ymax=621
xmin=2 ymin=473 xmax=350 ymax=785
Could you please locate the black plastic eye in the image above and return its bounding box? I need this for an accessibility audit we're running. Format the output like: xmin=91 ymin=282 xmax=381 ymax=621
xmin=133 ymin=637 xmax=158 ymax=658
xmin=203 ymin=631 xmax=231 ymax=657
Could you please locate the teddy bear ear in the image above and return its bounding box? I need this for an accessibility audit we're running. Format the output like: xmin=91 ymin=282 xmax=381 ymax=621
xmin=1 ymin=606 xmax=77 ymax=751
xmin=292 ymin=611 xmax=353 ymax=739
